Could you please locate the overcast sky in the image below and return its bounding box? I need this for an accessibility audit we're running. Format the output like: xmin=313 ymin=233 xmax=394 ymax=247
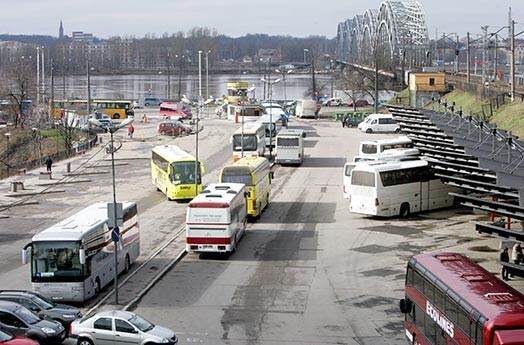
xmin=1 ymin=0 xmax=522 ymax=39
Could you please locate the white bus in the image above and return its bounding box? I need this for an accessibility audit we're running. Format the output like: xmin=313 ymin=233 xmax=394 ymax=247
xmin=295 ymin=99 xmax=317 ymax=118
xmin=231 ymin=121 xmax=266 ymax=162
xmin=256 ymin=114 xmax=284 ymax=148
xmin=22 ymin=201 xmax=140 ymax=302
xmin=186 ymin=183 xmax=247 ymax=253
xmin=343 ymin=148 xmax=420 ymax=199
xmin=348 ymin=160 xmax=459 ymax=217
xmin=359 ymin=136 xmax=413 ymax=155
xmin=275 ymin=128 xmax=305 ymax=165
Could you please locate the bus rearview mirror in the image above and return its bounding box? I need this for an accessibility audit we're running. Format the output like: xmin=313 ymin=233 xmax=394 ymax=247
xmin=79 ymin=249 xmax=86 ymax=265
xmin=22 ymin=248 xmax=28 ymax=265
xmin=270 ymin=171 xmax=275 ymax=179
xmin=399 ymin=298 xmax=412 ymax=314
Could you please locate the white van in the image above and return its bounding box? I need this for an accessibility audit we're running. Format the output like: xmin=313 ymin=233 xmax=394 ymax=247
xmin=295 ymin=100 xmax=317 ymax=118
xmin=358 ymin=113 xmax=400 ymax=133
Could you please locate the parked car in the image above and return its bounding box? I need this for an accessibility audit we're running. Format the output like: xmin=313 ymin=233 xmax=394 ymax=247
xmin=322 ymin=97 xmax=343 ymax=106
xmin=157 ymin=121 xmax=192 ymax=136
xmin=344 ymin=117 xmax=362 ymax=128
xmin=0 ymin=300 xmax=66 ymax=345
xmin=0 ymin=328 xmax=38 ymax=345
xmin=143 ymin=97 xmax=163 ymax=106
xmin=348 ymin=100 xmax=370 ymax=107
xmin=69 ymin=310 xmax=178 ymax=345
xmin=0 ymin=290 xmax=81 ymax=330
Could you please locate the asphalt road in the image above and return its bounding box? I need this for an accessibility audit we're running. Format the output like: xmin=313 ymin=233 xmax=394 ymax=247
xmin=0 ymin=108 xmax=512 ymax=345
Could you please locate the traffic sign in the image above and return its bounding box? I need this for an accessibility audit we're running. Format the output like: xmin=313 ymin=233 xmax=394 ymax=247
xmin=111 ymin=226 xmax=120 ymax=242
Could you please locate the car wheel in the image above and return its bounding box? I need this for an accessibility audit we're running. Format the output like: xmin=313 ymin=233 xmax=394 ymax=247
xmin=160 ymin=131 xmax=166 ymax=135
xmin=395 ymin=128 xmax=402 ymax=134
xmin=77 ymin=338 xmax=94 ymax=345
xmin=145 ymin=103 xmax=150 ymax=106
xmin=366 ymin=128 xmax=372 ymax=133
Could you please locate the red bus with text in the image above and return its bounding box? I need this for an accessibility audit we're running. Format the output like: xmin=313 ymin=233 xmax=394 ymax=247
xmin=400 ymin=252 xmax=524 ymax=345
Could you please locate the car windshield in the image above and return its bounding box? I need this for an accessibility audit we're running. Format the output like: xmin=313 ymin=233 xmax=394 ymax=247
xmin=128 ymin=314 xmax=154 ymax=332
xmin=14 ymin=305 xmax=40 ymax=325
xmin=0 ymin=328 xmax=13 ymax=341
xmin=31 ymin=296 xmax=55 ymax=310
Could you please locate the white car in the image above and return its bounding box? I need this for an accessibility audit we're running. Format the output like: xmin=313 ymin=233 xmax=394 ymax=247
xmin=322 ymin=97 xmax=343 ymax=106
xmin=70 ymin=310 xmax=178 ymax=345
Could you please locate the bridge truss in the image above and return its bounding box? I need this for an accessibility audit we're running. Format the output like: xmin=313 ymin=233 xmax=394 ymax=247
xmin=336 ymin=1 xmax=430 ymax=71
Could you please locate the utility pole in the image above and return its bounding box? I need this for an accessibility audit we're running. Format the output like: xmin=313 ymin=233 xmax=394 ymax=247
xmin=466 ymin=32 xmax=471 ymax=83
xmin=510 ymin=19 xmax=515 ymax=102
xmin=481 ymin=25 xmax=488 ymax=84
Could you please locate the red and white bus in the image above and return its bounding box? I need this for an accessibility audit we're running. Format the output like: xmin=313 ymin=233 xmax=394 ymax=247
xmin=400 ymin=252 xmax=524 ymax=345
xmin=186 ymin=183 xmax=247 ymax=253
xmin=159 ymin=102 xmax=192 ymax=120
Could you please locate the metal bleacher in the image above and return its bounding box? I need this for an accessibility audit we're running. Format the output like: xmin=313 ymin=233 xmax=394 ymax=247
xmin=387 ymin=104 xmax=524 ymax=248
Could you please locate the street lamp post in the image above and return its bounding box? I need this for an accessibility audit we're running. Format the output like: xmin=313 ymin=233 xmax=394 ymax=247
xmin=4 ymin=133 xmax=10 ymax=177
xmin=304 ymin=49 xmax=316 ymax=101
xmin=205 ymin=51 xmax=211 ymax=99
xmin=303 ymin=48 xmax=309 ymax=64
xmin=88 ymin=118 xmax=134 ymax=305
xmin=260 ymin=78 xmax=281 ymax=161
xmin=275 ymin=68 xmax=293 ymax=109
xmin=176 ymin=54 xmax=184 ymax=101
xmin=239 ymin=86 xmax=256 ymax=159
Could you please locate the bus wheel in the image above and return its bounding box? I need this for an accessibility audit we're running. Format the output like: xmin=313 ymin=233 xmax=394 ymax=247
xmin=395 ymin=128 xmax=401 ymax=134
xmin=124 ymin=255 xmax=130 ymax=274
xmin=94 ymin=278 xmax=101 ymax=295
xmin=400 ymin=203 xmax=410 ymax=218
xmin=114 ymin=113 xmax=120 ymax=119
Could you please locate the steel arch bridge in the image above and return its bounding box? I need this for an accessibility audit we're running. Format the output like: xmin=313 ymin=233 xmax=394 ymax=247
xmin=336 ymin=1 xmax=430 ymax=71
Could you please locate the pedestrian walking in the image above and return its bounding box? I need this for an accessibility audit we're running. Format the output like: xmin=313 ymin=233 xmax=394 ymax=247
xmin=341 ymin=117 xmax=345 ymax=127
xmin=500 ymin=247 xmax=510 ymax=281
xmin=128 ymin=123 xmax=135 ymax=139
xmin=45 ymin=156 xmax=53 ymax=173
xmin=512 ymin=242 xmax=523 ymax=264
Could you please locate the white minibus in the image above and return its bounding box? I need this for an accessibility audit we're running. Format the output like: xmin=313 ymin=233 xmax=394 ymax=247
xmin=275 ymin=129 xmax=305 ymax=165
xmin=295 ymin=99 xmax=317 ymax=118
xmin=348 ymin=160 xmax=459 ymax=217
xmin=358 ymin=113 xmax=400 ymax=133
xmin=186 ymin=183 xmax=247 ymax=253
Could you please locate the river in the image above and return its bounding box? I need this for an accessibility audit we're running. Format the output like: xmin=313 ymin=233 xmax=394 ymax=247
xmin=57 ymin=73 xmax=333 ymax=103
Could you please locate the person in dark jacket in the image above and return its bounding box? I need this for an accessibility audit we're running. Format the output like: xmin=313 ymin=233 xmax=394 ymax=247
xmin=45 ymin=157 xmax=53 ymax=173
xmin=500 ymin=247 xmax=510 ymax=281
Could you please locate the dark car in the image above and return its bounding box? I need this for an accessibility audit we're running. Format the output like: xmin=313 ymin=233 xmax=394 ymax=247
xmin=0 ymin=290 xmax=81 ymax=330
xmin=348 ymin=100 xmax=369 ymax=107
xmin=0 ymin=328 xmax=38 ymax=345
xmin=0 ymin=301 xmax=66 ymax=345
xmin=157 ymin=121 xmax=192 ymax=136
xmin=344 ymin=117 xmax=362 ymax=128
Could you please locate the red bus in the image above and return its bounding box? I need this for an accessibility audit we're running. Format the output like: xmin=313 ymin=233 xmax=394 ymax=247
xmin=400 ymin=253 xmax=524 ymax=345
xmin=159 ymin=102 xmax=192 ymax=120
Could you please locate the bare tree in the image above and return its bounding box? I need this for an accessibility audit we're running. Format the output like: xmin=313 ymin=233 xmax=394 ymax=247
xmin=5 ymin=61 xmax=35 ymax=128
xmin=55 ymin=111 xmax=81 ymax=155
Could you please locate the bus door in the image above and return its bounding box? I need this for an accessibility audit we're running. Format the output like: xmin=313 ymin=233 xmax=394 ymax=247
xmin=419 ymin=181 xmax=430 ymax=212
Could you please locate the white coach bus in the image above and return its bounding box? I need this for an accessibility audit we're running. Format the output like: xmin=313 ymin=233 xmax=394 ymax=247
xmin=22 ymin=201 xmax=140 ymax=302
xmin=348 ymin=160 xmax=459 ymax=217
xmin=275 ymin=128 xmax=305 ymax=165
xmin=231 ymin=121 xmax=266 ymax=162
xmin=186 ymin=183 xmax=247 ymax=253
xmin=359 ymin=136 xmax=413 ymax=155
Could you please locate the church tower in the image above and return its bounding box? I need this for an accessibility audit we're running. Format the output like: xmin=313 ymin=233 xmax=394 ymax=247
xmin=59 ymin=20 xmax=64 ymax=39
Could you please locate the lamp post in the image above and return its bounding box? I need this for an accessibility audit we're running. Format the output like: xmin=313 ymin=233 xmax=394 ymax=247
xmin=304 ymin=49 xmax=316 ymax=101
xmin=86 ymin=59 xmax=91 ymax=115
xmin=239 ymin=86 xmax=256 ymax=159
xmin=175 ymin=54 xmax=184 ymax=101
xmin=88 ymin=117 xmax=134 ymax=305
xmin=275 ymin=68 xmax=293 ymax=108
xmin=4 ymin=133 xmax=10 ymax=177
xmin=260 ymin=78 xmax=281 ymax=161
xmin=204 ymin=51 xmax=211 ymax=100
xmin=303 ymin=48 xmax=309 ymax=64
xmin=182 ymin=96 xmax=214 ymax=197
xmin=167 ymin=50 xmax=171 ymax=100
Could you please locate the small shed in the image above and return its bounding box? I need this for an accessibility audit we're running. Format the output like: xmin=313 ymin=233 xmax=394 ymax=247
xmin=408 ymin=73 xmax=446 ymax=108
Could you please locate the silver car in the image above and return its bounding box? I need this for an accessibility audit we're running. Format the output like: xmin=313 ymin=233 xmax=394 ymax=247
xmin=69 ymin=310 xmax=178 ymax=345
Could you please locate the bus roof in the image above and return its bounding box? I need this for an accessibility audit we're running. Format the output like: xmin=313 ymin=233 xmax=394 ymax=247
xmin=188 ymin=183 xmax=245 ymax=208
xmin=232 ymin=121 xmax=265 ymax=135
xmin=411 ymin=253 xmax=524 ymax=320
xmin=256 ymin=114 xmax=283 ymax=124
xmin=277 ymin=128 xmax=304 ymax=137
xmin=152 ymin=145 xmax=196 ymax=162
xmin=352 ymin=158 xmax=428 ymax=172
xmin=222 ymin=156 xmax=270 ymax=175
xmin=360 ymin=136 xmax=411 ymax=146
xmin=32 ymin=201 xmax=135 ymax=242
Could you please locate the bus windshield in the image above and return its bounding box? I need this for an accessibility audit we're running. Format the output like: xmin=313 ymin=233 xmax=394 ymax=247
xmin=221 ymin=167 xmax=253 ymax=186
xmin=232 ymin=134 xmax=258 ymax=151
xmin=32 ymin=241 xmax=86 ymax=282
xmin=171 ymin=161 xmax=201 ymax=185
xmin=277 ymin=137 xmax=299 ymax=147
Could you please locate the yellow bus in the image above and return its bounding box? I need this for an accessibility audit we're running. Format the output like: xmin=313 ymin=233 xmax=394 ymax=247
xmin=151 ymin=145 xmax=205 ymax=201
xmin=219 ymin=156 xmax=273 ymax=218
xmin=50 ymin=99 xmax=134 ymax=119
